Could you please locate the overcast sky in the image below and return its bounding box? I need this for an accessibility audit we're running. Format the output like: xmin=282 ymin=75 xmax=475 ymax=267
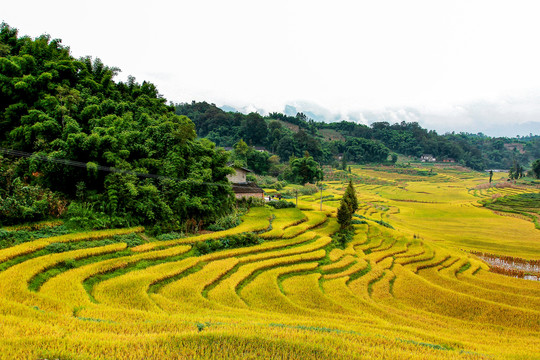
xmin=3 ymin=0 xmax=540 ymax=136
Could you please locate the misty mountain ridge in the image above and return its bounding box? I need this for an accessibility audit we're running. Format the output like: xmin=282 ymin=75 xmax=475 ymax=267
xmin=219 ymin=102 xmax=540 ymax=138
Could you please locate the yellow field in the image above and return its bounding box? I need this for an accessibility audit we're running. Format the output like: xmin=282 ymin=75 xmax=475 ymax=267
xmin=0 ymin=165 xmax=539 ymax=359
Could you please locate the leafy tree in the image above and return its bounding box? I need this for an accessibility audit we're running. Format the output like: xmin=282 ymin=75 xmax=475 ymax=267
xmin=276 ymin=136 xmax=296 ymax=161
xmin=532 ymin=159 xmax=540 ymax=179
xmin=290 ymin=154 xmax=322 ymax=185
xmin=241 ymin=112 xmax=267 ymax=145
xmin=337 ymin=198 xmax=352 ymax=230
xmin=232 ymin=139 xmax=249 ymax=167
xmin=343 ymin=180 xmax=358 ymax=213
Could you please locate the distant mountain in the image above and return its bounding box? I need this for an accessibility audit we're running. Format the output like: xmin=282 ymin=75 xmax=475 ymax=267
xmin=220 ymin=101 xmax=540 ymax=137
xmin=218 ymin=104 xmax=267 ymax=115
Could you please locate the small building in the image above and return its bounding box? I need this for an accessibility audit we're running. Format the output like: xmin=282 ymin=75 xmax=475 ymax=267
xmin=420 ymin=154 xmax=436 ymax=162
xmin=226 ymin=166 xmax=264 ymax=199
xmin=231 ymin=182 xmax=264 ymax=199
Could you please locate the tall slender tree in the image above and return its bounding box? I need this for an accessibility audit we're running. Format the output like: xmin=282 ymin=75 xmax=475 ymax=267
xmin=337 ymin=179 xmax=358 ymax=230
xmin=337 ymin=200 xmax=352 ymax=230
xmin=343 ymin=180 xmax=358 ymax=213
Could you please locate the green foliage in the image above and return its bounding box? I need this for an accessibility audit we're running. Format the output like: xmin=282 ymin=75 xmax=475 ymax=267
xmin=0 ymin=158 xmax=67 ymax=225
xmin=206 ymin=211 xmax=242 ymax=231
xmin=343 ymin=180 xmax=358 ymax=213
xmin=337 ymin=200 xmax=352 ymax=230
xmin=337 ymin=180 xmax=358 ymax=231
xmin=344 ymin=138 xmax=390 ymax=163
xmin=266 ymin=200 xmax=296 ymax=209
xmin=0 ymin=224 xmax=71 ymax=249
xmin=194 ymin=233 xmax=262 ymax=255
xmin=289 ymin=155 xmax=323 ymax=185
xmin=237 ymin=197 xmax=266 ymax=210
xmin=0 ymin=23 xmax=235 ymax=229
xmin=298 ymin=183 xmax=319 ymax=195
xmin=156 ymin=232 xmax=184 ymax=241
xmin=531 ymin=159 xmax=540 ymax=179
xmin=331 ymin=228 xmax=354 ymax=248
xmin=372 ymin=220 xmax=394 ymax=229
xmin=176 ymin=102 xmax=540 ymax=172
xmin=351 ymin=219 xmax=367 ymax=225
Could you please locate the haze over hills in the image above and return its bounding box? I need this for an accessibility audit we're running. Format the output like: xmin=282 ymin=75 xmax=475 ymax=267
xmin=219 ymin=101 xmax=540 ymax=138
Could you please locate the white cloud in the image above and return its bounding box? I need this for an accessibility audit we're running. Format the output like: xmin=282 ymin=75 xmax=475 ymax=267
xmin=2 ymin=0 xmax=540 ymax=135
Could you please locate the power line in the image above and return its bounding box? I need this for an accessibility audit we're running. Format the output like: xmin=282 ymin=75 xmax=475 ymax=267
xmin=0 ymin=147 xmax=231 ymax=187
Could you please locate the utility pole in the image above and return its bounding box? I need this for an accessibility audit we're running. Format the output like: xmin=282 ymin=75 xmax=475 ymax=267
xmin=295 ymin=190 xmax=298 ymax=207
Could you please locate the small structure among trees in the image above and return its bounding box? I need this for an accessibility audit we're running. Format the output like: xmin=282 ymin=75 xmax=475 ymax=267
xmin=420 ymin=154 xmax=436 ymax=162
xmin=226 ymin=166 xmax=264 ymax=199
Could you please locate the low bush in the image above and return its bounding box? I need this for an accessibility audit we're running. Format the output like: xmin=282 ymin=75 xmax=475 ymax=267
xmin=299 ymin=183 xmax=319 ymax=195
xmin=157 ymin=232 xmax=185 ymax=241
xmin=267 ymin=200 xmax=296 ymax=209
xmin=206 ymin=211 xmax=242 ymax=231
xmin=195 ymin=233 xmax=262 ymax=255
xmin=352 ymin=219 xmax=367 ymax=225
xmin=0 ymin=225 xmax=71 ymax=249
xmin=331 ymin=229 xmax=354 ymax=249
xmin=373 ymin=220 xmax=394 ymax=229
xmin=237 ymin=197 xmax=266 ymax=210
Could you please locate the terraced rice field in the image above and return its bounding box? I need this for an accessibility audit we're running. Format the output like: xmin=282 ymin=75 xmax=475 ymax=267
xmin=0 ymin=166 xmax=539 ymax=359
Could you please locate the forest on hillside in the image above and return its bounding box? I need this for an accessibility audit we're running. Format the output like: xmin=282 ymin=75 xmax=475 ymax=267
xmin=176 ymin=101 xmax=540 ymax=172
xmin=0 ymin=23 xmax=234 ymax=229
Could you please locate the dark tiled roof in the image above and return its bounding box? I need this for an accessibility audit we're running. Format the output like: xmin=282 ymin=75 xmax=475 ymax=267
xmin=226 ymin=163 xmax=253 ymax=173
xmin=231 ymin=182 xmax=264 ymax=194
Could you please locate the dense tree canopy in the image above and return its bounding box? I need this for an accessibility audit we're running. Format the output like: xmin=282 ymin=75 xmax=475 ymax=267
xmin=0 ymin=23 xmax=235 ymax=229
xmin=176 ymin=102 xmax=539 ymax=172
xmin=531 ymin=159 xmax=540 ymax=179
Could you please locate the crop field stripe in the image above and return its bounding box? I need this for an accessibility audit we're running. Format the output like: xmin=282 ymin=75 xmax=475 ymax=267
xmin=0 ymin=243 xmax=126 ymax=312
xmin=419 ymin=267 xmax=540 ymax=311
xmin=38 ymin=244 xmax=192 ymax=309
xmin=0 ymin=227 xmax=143 ymax=264
xmin=206 ymin=250 xmax=326 ymax=309
xmin=133 ymin=208 xmax=272 ymax=251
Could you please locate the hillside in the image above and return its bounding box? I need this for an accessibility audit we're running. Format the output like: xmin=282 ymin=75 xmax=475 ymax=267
xmin=0 ymin=23 xmax=234 ymax=229
xmin=176 ymin=101 xmax=540 ymax=171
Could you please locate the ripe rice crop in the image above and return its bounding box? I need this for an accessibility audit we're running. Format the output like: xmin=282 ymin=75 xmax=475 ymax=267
xmin=1 ymin=166 xmax=540 ymax=359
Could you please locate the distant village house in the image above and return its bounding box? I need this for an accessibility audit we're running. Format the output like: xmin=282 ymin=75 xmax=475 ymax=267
xmin=226 ymin=166 xmax=264 ymax=199
xmin=420 ymin=154 xmax=436 ymax=162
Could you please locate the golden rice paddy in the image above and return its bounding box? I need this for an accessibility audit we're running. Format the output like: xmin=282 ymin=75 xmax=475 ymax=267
xmin=0 ymin=165 xmax=538 ymax=359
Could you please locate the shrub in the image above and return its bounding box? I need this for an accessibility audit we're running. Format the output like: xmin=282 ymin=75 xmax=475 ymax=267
xmin=267 ymin=200 xmax=296 ymax=209
xmin=195 ymin=233 xmax=262 ymax=255
xmin=373 ymin=220 xmax=394 ymax=229
xmin=207 ymin=211 xmax=242 ymax=231
xmin=237 ymin=197 xmax=266 ymax=210
xmin=299 ymin=183 xmax=319 ymax=195
xmin=157 ymin=232 xmax=185 ymax=241
xmin=331 ymin=229 xmax=354 ymax=249
xmin=112 ymin=233 xmax=144 ymax=247
xmin=352 ymin=219 xmax=367 ymax=225
xmin=45 ymin=243 xmax=69 ymax=253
